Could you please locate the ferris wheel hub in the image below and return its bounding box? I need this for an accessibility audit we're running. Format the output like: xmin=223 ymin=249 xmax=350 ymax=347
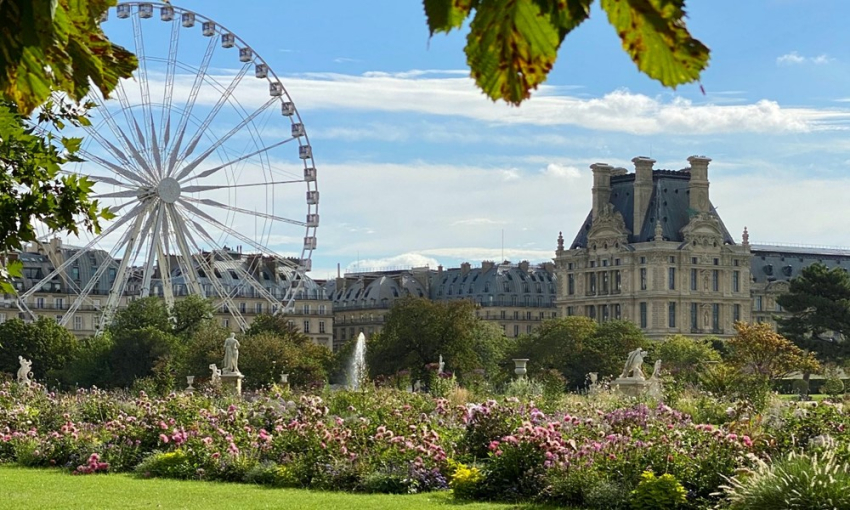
xmin=157 ymin=177 xmax=181 ymax=203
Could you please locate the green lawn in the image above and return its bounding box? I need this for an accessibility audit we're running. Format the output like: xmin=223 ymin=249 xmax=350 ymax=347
xmin=0 ymin=465 xmax=553 ymax=510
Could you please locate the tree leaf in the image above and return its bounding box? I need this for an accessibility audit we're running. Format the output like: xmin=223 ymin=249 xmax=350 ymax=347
xmin=466 ymin=0 xmax=567 ymax=105
xmin=600 ymin=0 xmax=709 ymax=88
xmin=423 ymin=0 xmax=478 ymax=34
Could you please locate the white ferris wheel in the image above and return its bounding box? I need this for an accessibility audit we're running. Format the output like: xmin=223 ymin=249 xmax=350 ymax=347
xmin=19 ymin=2 xmax=319 ymax=331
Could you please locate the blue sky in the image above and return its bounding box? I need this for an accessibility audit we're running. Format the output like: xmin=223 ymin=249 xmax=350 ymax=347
xmin=92 ymin=1 xmax=850 ymax=279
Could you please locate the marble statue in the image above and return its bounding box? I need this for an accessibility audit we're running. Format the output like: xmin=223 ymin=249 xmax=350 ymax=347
xmin=413 ymin=379 xmax=422 ymax=392
xmin=650 ymin=360 xmax=662 ymax=380
xmin=619 ymin=348 xmax=648 ymax=380
xmin=587 ymin=372 xmax=598 ymax=385
xmin=17 ymin=356 xmax=32 ymax=385
xmin=209 ymin=364 xmax=222 ymax=386
xmin=438 ymin=354 xmax=445 ymax=374
xmin=222 ymin=332 xmax=241 ymax=374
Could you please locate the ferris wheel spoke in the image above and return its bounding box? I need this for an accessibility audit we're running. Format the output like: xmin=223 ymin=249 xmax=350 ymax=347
xmin=94 ymin=189 xmax=144 ymax=199
xmin=176 ymin=199 xmax=282 ymax=257
xmin=132 ymin=12 xmax=158 ymax=178
xmin=166 ymin=203 xmax=205 ymax=297
xmin=183 ymin=218 xmax=282 ymax=307
xmin=169 ymin=62 xmax=252 ymax=175
xmin=87 ymin=91 xmax=150 ymax=177
xmin=159 ymin=16 xmax=181 ymax=155
xmin=182 ymin=179 xmax=302 ymax=193
xmin=114 ymin=81 xmax=159 ymax=182
xmin=184 ymin=136 xmax=297 ymax=182
xmin=16 ymin=202 xmax=145 ymax=302
xmin=140 ymin=205 xmax=165 ymax=297
xmin=100 ymin=207 xmax=152 ymax=327
xmin=79 ymin=123 xmax=137 ymax=172
xmin=182 ymin=195 xmax=307 ymax=227
xmin=59 ymin=170 xmax=134 ymax=189
xmin=166 ymin=34 xmax=218 ymax=174
xmin=173 ymin=97 xmax=277 ymax=182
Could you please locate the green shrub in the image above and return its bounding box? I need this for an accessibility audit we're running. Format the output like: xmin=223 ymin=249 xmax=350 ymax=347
xmin=135 ymin=450 xmax=196 ymax=479
xmin=244 ymin=461 xmax=299 ymax=487
xmin=449 ymin=462 xmax=484 ymax=500
xmin=629 ymin=471 xmax=687 ymax=510
xmin=586 ymin=479 xmax=630 ymax=510
xmin=719 ymin=450 xmax=850 ymax=510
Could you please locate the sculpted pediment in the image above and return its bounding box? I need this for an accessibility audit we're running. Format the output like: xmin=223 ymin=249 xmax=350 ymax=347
xmin=587 ymin=204 xmax=630 ymax=246
xmin=681 ymin=212 xmax=723 ymax=246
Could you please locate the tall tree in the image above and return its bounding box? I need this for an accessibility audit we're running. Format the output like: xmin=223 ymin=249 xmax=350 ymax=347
xmin=0 ymin=0 xmax=137 ymax=115
xmin=424 ymin=0 xmax=709 ymax=104
xmin=0 ymin=317 xmax=80 ymax=377
xmin=776 ymin=263 xmax=850 ymax=360
xmin=367 ymin=296 xmax=508 ymax=382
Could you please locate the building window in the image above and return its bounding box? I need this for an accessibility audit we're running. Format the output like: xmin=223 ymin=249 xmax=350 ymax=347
xmin=527 ymin=325 xmax=533 ymax=334
xmin=513 ymin=325 xmax=519 ymax=337
xmin=733 ymin=304 xmax=741 ymax=323
xmin=640 ymin=268 xmax=647 ymax=290
xmin=0 ymin=313 xmax=6 ymax=324
xmin=640 ymin=302 xmax=647 ymax=328
xmin=691 ymin=257 xmax=698 ymax=264
xmin=668 ymin=302 xmax=676 ymax=328
xmin=568 ymin=262 xmax=574 ymax=270
xmin=71 ymin=266 xmax=80 ymax=280
xmin=500 ymin=310 xmax=506 ymax=320
xmin=613 ymin=303 xmax=621 ymax=320
xmin=590 ymin=261 xmax=596 ymax=268
xmin=668 ymin=267 xmax=676 ymax=290
xmin=755 ymin=296 xmax=763 ymax=311
xmin=568 ymin=274 xmax=575 ymax=295
xmin=669 ymin=256 xmax=676 ymax=263
xmin=601 ymin=272 xmax=609 ymax=293
xmin=74 ymin=316 xmax=83 ymax=330
xmin=613 ymin=270 xmax=621 ymax=292
xmin=775 ymin=301 xmax=783 ymax=312
xmin=640 ymin=256 xmax=646 ymax=264
xmin=712 ymin=270 xmax=719 ymax=292
xmin=513 ymin=311 xmax=519 ymax=320
xmin=319 ymin=304 xmax=327 ymax=314
xmin=601 ymin=304 xmax=609 ymax=322
xmin=615 ymin=258 xmax=620 ymax=266
xmin=589 ymin=273 xmax=597 ymax=294
xmin=690 ymin=303 xmax=698 ymax=330
xmin=255 ymin=302 xmax=263 ymax=314
xmin=690 ymin=269 xmax=698 ymax=291
xmin=35 ymin=297 xmax=44 ymax=309
xmin=566 ymin=306 xmax=574 ymax=316
xmin=732 ymin=271 xmax=740 ymax=293
xmin=712 ymin=304 xmax=720 ymax=331
xmin=586 ymin=305 xmax=596 ymax=320
xmin=303 ymin=320 xmax=310 ymax=333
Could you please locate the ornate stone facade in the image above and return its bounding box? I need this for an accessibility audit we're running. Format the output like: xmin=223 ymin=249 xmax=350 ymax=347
xmin=554 ymin=156 xmax=752 ymax=339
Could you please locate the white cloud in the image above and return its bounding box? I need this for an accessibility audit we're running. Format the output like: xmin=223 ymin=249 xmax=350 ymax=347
xmin=499 ymin=169 xmax=520 ymax=181
xmin=333 ymin=57 xmax=362 ymax=64
xmin=346 ymin=253 xmax=440 ymax=272
xmin=542 ymin=163 xmax=581 ymax=179
xmin=451 ymin=218 xmax=508 ymax=227
xmin=777 ymin=51 xmax=834 ymax=66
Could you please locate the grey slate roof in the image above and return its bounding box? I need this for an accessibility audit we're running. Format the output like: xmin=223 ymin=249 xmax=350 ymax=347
xmin=750 ymin=244 xmax=850 ymax=283
xmin=571 ymin=170 xmax=735 ymax=249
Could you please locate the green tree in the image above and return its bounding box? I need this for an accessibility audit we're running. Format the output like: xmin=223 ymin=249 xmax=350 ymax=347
xmin=108 ymin=297 xmax=172 ymax=335
xmin=109 ymin=326 xmax=179 ymax=388
xmin=0 ymin=0 xmax=137 ymax=115
xmin=511 ymin=316 xmax=647 ymax=388
xmin=0 ymin=317 xmax=80 ymax=378
xmin=0 ymin=102 xmax=114 ymax=292
xmin=367 ymin=297 xmax=507 ymax=382
xmin=653 ymin=334 xmax=721 ymax=382
xmin=171 ymin=295 xmax=215 ymax=340
xmin=424 ymin=0 xmax=709 ymax=104
xmin=776 ymin=263 xmax=850 ymax=361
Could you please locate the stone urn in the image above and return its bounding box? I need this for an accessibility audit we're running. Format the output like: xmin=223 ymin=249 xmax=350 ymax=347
xmin=513 ymin=359 xmax=529 ymax=378
xmin=280 ymin=373 xmax=289 ymax=384
xmin=186 ymin=376 xmax=195 ymax=391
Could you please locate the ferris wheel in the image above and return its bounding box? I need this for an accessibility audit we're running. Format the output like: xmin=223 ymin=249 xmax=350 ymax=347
xmin=18 ymin=2 xmax=319 ymax=331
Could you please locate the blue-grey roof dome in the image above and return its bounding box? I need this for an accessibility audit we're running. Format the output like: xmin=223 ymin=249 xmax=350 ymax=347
xmin=433 ymin=264 xmax=556 ymax=307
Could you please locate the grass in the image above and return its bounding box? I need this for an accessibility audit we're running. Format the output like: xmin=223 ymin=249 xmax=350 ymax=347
xmin=0 ymin=465 xmax=556 ymax=510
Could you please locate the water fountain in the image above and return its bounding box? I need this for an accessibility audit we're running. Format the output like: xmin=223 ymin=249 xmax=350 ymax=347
xmin=347 ymin=332 xmax=367 ymax=390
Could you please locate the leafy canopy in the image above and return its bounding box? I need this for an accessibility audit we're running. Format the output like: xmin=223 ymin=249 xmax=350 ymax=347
xmin=423 ymin=0 xmax=709 ymax=105
xmin=728 ymin=322 xmax=820 ymax=380
xmin=0 ymin=0 xmax=137 ymax=115
xmin=776 ymin=263 xmax=850 ymax=360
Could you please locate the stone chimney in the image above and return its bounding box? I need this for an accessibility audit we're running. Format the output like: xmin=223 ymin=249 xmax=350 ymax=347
xmin=687 ymin=155 xmax=711 ymax=214
xmin=591 ymin=163 xmax=614 ymax=220
xmin=481 ymin=260 xmax=494 ymax=272
xmin=519 ymin=260 xmax=529 ymax=272
xmin=460 ymin=262 xmax=471 ymax=275
xmin=632 ymin=156 xmax=656 ymax=237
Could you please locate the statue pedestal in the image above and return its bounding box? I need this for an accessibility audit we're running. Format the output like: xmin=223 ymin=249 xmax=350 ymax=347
xmin=612 ymin=377 xmax=652 ymax=398
xmin=220 ymin=372 xmax=244 ymax=396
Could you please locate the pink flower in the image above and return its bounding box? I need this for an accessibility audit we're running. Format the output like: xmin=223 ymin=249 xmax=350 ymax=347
xmin=159 ymin=434 xmax=169 ymax=444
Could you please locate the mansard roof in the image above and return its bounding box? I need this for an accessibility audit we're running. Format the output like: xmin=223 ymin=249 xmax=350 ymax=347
xmin=570 ymin=169 xmax=735 ymax=249
xmin=750 ymin=244 xmax=850 ymax=284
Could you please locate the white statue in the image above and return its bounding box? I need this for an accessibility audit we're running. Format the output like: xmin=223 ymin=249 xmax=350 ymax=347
xmin=209 ymin=364 xmax=222 ymax=386
xmin=413 ymin=379 xmax=422 ymax=392
xmin=587 ymin=372 xmax=598 ymax=385
xmin=438 ymin=354 xmax=445 ymax=374
xmin=620 ymin=348 xmax=648 ymax=380
xmin=650 ymin=360 xmax=662 ymax=380
xmin=17 ymin=356 xmax=32 ymax=385
xmin=222 ymin=332 xmax=240 ymax=374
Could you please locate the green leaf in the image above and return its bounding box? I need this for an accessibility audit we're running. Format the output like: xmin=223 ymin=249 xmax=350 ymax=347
xmin=600 ymin=0 xmax=709 ymax=88
xmin=466 ymin=0 xmax=567 ymax=105
xmin=423 ymin=0 xmax=478 ymax=34
xmin=6 ymin=259 xmax=23 ymax=278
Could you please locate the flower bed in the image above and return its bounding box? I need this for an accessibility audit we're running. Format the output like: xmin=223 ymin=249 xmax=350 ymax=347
xmin=1 ymin=382 xmax=848 ymax=509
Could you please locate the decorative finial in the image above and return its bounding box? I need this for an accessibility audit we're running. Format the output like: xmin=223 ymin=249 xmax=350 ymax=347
xmin=742 ymin=226 xmax=750 ymax=247
xmin=557 ymin=231 xmax=564 ymax=251
xmin=654 ymin=219 xmax=664 ymax=242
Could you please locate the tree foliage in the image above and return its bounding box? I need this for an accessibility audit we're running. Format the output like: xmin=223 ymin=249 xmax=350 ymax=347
xmin=367 ymin=297 xmax=508 ymax=382
xmin=727 ymin=322 xmax=820 ymax=380
xmin=423 ymin=0 xmax=709 ymax=105
xmin=0 ymin=0 xmax=137 ymax=115
xmin=511 ymin=316 xmax=648 ymax=388
xmin=0 ymin=317 xmax=80 ymax=378
xmin=776 ymin=263 xmax=850 ymax=360
xmin=653 ymin=334 xmax=721 ymax=381
xmin=0 ymin=101 xmax=114 ymax=292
